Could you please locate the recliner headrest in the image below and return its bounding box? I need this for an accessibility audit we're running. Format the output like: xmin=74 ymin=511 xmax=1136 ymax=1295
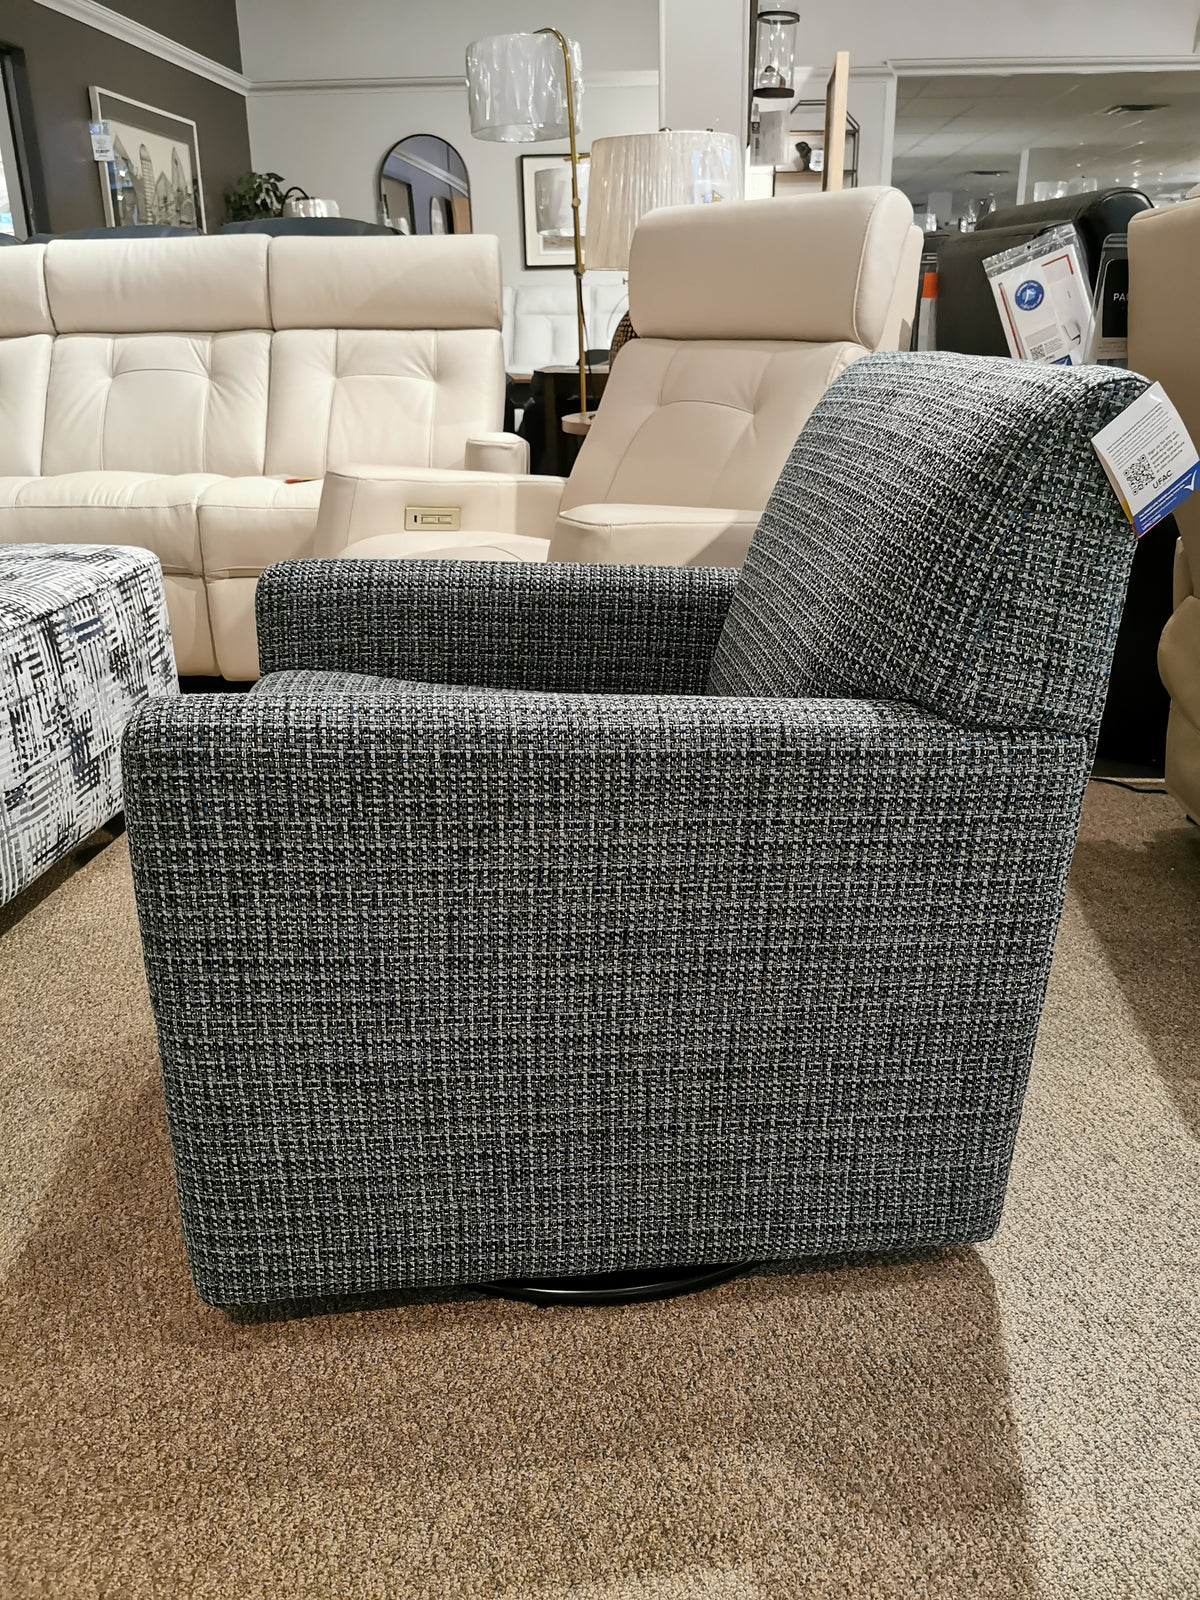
xmin=629 ymin=187 xmax=915 ymax=349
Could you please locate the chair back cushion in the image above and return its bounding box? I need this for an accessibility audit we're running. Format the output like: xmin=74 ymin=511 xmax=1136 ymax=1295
xmin=558 ymin=188 xmax=918 ymax=518
xmin=560 ymin=338 xmax=865 ymax=515
xmin=707 ymin=351 xmax=1148 ymax=737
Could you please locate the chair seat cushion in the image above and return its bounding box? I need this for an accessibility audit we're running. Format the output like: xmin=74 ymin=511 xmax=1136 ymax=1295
xmin=550 ymin=503 xmax=757 ymax=566
xmin=338 ymin=532 xmax=550 ymax=563
xmin=0 ymin=471 xmax=222 ymax=574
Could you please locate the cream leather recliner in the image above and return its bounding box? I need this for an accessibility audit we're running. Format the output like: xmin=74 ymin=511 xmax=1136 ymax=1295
xmin=0 ymin=234 xmax=521 ymax=679
xmin=1128 ymin=199 xmax=1200 ymax=819
xmin=314 ymin=187 xmax=923 ymax=571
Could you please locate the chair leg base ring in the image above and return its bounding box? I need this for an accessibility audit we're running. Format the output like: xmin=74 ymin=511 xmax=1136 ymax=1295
xmin=482 ymin=1261 xmax=750 ymax=1307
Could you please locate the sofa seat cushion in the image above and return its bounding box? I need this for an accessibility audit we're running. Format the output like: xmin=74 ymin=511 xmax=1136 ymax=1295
xmin=338 ymin=531 xmax=550 ymax=563
xmin=0 ymin=472 xmax=222 ymax=574
xmin=197 ymin=476 xmax=324 ymax=577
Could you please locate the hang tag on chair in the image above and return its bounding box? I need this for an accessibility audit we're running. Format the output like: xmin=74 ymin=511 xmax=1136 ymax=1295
xmin=1092 ymin=381 xmax=1200 ymax=538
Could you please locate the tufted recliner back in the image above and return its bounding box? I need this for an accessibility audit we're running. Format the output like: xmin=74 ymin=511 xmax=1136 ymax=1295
xmin=554 ymin=188 xmax=923 ymax=532
xmin=708 ymin=351 xmax=1147 ymax=738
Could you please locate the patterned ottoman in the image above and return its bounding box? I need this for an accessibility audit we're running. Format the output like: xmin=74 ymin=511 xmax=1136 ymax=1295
xmin=1 ymin=544 xmax=176 ymax=907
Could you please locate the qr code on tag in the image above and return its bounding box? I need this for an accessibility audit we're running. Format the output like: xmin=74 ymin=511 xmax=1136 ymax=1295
xmin=1126 ymin=454 xmax=1162 ymax=496
xmin=1026 ymin=332 xmax=1061 ymax=361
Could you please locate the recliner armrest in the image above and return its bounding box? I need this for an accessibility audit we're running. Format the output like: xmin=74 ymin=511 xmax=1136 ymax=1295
xmin=314 ymin=465 xmax=567 ymax=557
xmin=464 ymin=432 xmax=530 ymax=473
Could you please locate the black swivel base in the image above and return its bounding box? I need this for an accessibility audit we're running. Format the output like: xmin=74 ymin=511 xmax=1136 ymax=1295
xmin=483 ymin=1262 xmax=749 ymax=1307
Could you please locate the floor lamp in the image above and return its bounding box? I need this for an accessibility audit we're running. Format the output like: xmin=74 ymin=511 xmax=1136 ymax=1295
xmin=466 ymin=30 xmax=589 ymax=418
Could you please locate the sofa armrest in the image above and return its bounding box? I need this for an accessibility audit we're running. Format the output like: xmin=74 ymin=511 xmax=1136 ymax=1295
xmin=465 ymin=432 xmax=530 ymax=473
xmin=314 ymin=465 xmax=566 ymax=557
xmin=550 ymin=504 xmax=760 ymax=568
xmin=256 ymin=556 xmax=740 ymax=693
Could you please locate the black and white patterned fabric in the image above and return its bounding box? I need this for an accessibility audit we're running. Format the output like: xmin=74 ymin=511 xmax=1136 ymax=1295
xmin=709 ymin=351 xmax=1146 ymax=738
xmin=1 ymin=544 xmax=176 ymax=906
xmin=124 ymin=354 xmax=1143 ymax=1307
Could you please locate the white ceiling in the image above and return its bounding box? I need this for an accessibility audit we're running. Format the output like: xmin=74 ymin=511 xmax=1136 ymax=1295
xmin=893 ymin=70 xmax=1200 ymax=206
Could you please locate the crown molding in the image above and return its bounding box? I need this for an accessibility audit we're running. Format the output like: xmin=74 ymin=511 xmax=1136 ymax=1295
xmin=32 ymin=0 xmax=250 ymax=94
xmin=249 ymin=69 xmax=660 ymax=97
xmin=887 ymin=54 xmax=1200 ymax=74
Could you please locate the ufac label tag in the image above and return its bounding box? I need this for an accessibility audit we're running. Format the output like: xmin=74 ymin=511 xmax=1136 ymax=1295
xmin=1092 ymin=381 xmax=1200 ymax=538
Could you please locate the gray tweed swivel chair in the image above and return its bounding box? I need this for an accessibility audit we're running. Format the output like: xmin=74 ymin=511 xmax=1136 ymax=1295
xmin=124 ymin=351 xmax=1148 ymax=1309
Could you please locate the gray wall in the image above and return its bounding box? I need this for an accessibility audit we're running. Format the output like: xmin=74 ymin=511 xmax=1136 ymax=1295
xmin=0 ymin=0 xmax=250 ymax=233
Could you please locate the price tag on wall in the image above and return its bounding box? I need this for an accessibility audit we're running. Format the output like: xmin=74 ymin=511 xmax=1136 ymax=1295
xmin=1092 ymin=381 xmax=1200 ymax=538
xmin=89 ymin=122 xmax=114 ymax=163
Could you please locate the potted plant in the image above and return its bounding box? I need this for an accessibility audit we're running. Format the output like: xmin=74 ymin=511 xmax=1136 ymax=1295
xmin=224 ymin=171 xmax=287 ymax=224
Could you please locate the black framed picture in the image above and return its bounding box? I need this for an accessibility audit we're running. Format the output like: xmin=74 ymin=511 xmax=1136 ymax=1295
xmin=520 ymin=151 xmax=588 ymax=269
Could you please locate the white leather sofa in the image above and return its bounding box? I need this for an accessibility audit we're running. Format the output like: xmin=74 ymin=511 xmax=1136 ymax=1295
xmin=315 ymin=187 xmax=923 ymax=571
xmin=0 ymin=234 xmax=519 ymax=679
xmin=502 ymin=278 xmax=629 ymax=372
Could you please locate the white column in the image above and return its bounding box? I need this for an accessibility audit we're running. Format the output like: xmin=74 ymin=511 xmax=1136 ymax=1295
xmin=659 ymin=0 xmax=752 ymax=137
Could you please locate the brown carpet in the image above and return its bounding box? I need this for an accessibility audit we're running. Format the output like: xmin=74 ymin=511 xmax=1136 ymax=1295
xmin=0 ymin=785 xmax=1197 ymax=1599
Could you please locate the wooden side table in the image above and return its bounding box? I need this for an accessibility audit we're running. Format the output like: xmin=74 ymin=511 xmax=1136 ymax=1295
xmin=534 ymin=363 xmax=609 ymax=474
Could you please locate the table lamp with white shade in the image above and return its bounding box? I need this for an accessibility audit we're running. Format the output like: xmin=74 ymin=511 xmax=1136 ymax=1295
xmin=466 ymin=29 xmax=590 ymax=415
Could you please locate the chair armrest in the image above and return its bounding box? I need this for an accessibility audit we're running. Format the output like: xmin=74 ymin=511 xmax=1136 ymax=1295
xmin=256 ymin=557 xmax=740 ymax=693
xmin=550 ymin=504 xmax=760 ymax=568
xmin=314 ymin=465 xmax=566 ymax=557
xmin=465 ymin=432 xmax=530 ymax=473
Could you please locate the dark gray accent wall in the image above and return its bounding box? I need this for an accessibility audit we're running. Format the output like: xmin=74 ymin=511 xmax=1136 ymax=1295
xmin=104 ymin=0 xmax=242 ymax=72
xmin=0 ymin=0 xmax=250 ymax=233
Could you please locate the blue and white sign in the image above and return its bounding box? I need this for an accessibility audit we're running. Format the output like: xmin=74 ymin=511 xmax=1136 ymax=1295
xmin=1014 ymin=279 xmax=1045 ymax=312
xmin=1092 ymin=381 xmax=1200 ymax=538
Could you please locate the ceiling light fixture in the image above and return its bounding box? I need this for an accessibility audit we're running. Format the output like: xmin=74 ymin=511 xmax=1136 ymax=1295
xmin=1104 ymin=103 xmax=1167 ymax=115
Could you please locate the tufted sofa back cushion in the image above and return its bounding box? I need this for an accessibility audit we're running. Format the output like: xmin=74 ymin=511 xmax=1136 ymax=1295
xmin=37 ymin=235 xmax=272 ymax=478
xmin=3 ymin=233 xmax=507 ymax=481
xmin=708 ymin=351 xmax=1148 ymax=738
xmin=560 ymin=339 xmax=864 ymax=514
xmin=0 ymin=244 xmax=53 ymax=474
xmin=263 ymin=234 xmax=505 ymax=476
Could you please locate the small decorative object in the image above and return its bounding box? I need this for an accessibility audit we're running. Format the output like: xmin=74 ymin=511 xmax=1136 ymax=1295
xmin=89 ymin=86 xmax=204 ymax=229
xmin=754 ymin=10 xmax=800 ymax=100
xmin=224 ymin=170 xmax=286 ymax=223
xmin=281 ymin=192 xmax=340 ymax=219
xmin=773 ymin=95 xmax=858 ymax=194
xmin=466 ymin=29 xmax=589 ymax=414
xmin=586 ymin=131 xmax=744 ymax=272
xmin=521 ymin=152 xmax=590 ymax=267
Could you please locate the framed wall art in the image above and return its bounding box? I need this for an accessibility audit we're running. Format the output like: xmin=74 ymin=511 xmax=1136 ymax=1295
xmin=519 ymin=151 xmax=589 ymax=269
xmin=89 ymin=87 xmax=204 ymax=230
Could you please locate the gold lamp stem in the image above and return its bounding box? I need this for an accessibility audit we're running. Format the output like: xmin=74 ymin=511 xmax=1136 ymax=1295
xmin=538 ymin=27 xmax=587 ymax=418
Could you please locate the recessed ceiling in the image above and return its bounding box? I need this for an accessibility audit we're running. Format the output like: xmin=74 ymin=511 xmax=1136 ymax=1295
xmin=893 ymin=70 xmax=1200 ymax=210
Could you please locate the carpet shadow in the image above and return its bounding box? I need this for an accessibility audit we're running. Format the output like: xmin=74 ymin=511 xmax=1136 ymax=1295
xmin=1070 ymin=803 xmax=1200 ymax=1138
xmin=0 ymin=1073 xmax=1037 ymax=1600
